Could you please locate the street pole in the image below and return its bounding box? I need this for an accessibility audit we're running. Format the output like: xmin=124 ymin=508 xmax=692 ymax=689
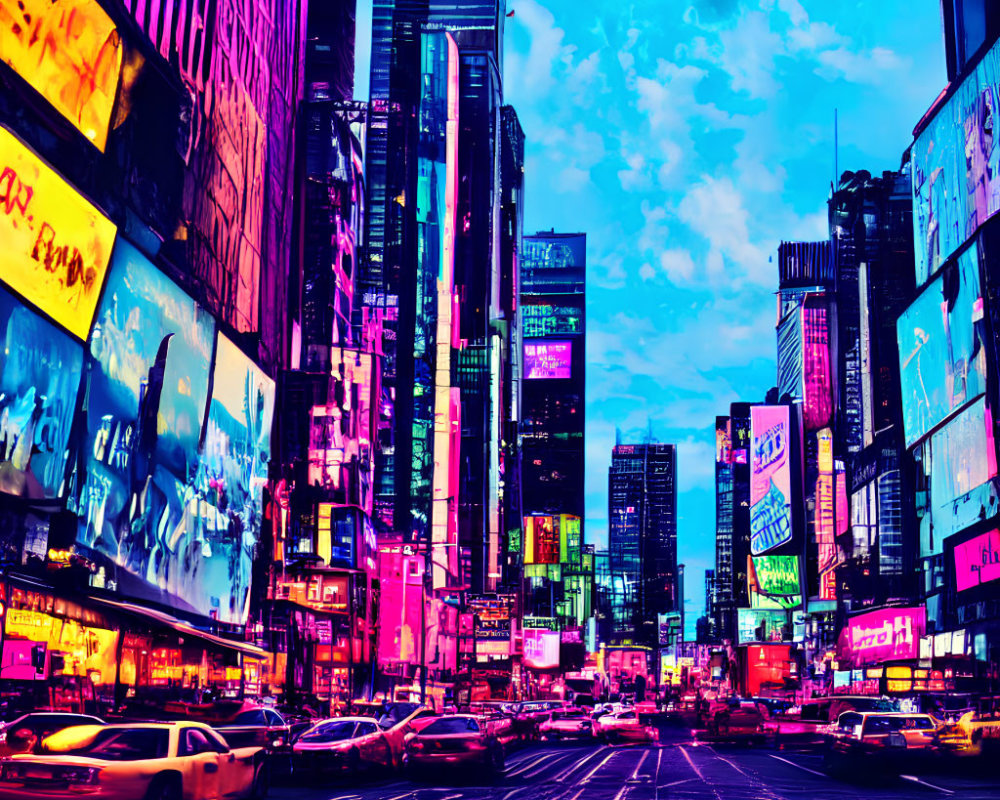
xmin=420 ymin=557 xmax=428 ymax=706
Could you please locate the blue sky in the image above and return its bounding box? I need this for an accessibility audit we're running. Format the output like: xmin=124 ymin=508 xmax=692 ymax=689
xmin=356 ymin=1 xmax=947 ymax=635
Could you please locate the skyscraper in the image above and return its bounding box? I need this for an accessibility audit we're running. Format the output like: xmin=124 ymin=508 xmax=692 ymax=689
xmin=608 ymin=443 xmax=678 ymax=646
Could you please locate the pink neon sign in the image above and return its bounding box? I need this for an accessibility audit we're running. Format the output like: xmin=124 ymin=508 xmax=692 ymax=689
xmin=954 ymin=529 xmax=1000 ymax=592
xmin=523 ymin=628 xmax=560 ymax=669
xmin=845 ymin=607 xmax=926 ymax=665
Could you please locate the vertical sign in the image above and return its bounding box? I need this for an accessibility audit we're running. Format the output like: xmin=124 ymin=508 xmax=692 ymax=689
xmin=815 ymin=428 xmax=837 ymax=600
xmin=750 ymin=406 xmax=792 ymax=554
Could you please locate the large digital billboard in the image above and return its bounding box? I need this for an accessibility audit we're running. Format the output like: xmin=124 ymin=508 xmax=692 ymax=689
xmin=524 ymin=341 xmax=572 ymax=380
xmin=815 ymin=428 xmax=838 ymax=600
xmin=954 ymin=529 xmax=1000 ymax=592
xmin=524 ymin=515 xmax=558 ymax=564
xmin=750 ymin=406 xmax=792 ymax=554
xmin=842 ymin=607 xmax=926 ymax=666
xmin=78 ymin=240 xmax=217 ymax=617
xmin=737 ymin=608 xmax=788 ymax=644
xmin=522 ymin=303 xmax=583 ymax=338
xmin=897 ymin=246 xmax=986 ymax=447
xmin=912 ymin=37 xmax=1000 ymax=284
xmin=0 ymin=126 xmax=116 ymax=339
xmin=802 ymin=300 xmax=833 ymax=431
xmin=0 ymin=0 xmax=123 ymax=152
xmin=748 ymin=555 xmax=801 ymax=609
xmin=523 ymin=628 xmax=560 ymax=669
xmin=0 ymin=284 xmax=84 ymax=498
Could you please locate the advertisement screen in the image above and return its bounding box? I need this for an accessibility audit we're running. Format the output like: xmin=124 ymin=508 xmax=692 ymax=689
xmin=802 ymin=300 xmax=833 ymax=431
xmin=524 ymin=341 xmax=572 ymax=379
xmin=750 ymin=406 xmax=792 ymax=554
xmin=524 ymin=515 xmax=558 ymax=564
xmin=522 ymin=303 xmax=583 ymax=337
xmin=77 ymin=243 xmax=273 ymax=624
xmin=0 ymin=284 xmax=84 ymax=498
xmin=954 ymin=529 xmax=1000 ymax=592
xmin=929 ymin=396 xmax=997 ymax=517
xmin=912 ymin=37 xmax=1000 ymax=284
xmin=737 ymin=608 xmax=788 ymax=644
xmin=749 ymin=555 xmax=800 ymax=609
xmin=897 ymin=246 xmax=986 ymax=447
xmin=559 ymin=514 xmax=581 ymax=564
xmin=843 ymin=607 xmax=926 ymax=665
xmin=0 ymin=0 xmax=122 ymax=152
xmin=0 ymin=126 xmax=116 ymax=339
xmin=523 ymin=628 xmax=560 ymax=669
xmin=78 ymin=240 xmax=217 ymax=615
xmin=716 ymin=416 xmax=732 ymax=464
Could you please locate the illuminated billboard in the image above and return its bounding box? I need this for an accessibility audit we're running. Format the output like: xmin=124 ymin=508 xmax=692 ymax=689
xmin=0 ymin=126 xmax=116 ymax=339
xmin=802 ymin=300 xmax=833 ymax=431
xmin=523 ymin=628 xmax=560 ymax=669
xmin=912 ymin=37 xmax=1000 ymax=284
xmin=815 ymin=428 xmax=838 ymax=600
xmin=716 ymin=417 xmax=732 ymax=464
xmin=524 ymin=515 xmax=558 ymax=564
xmin=842 ymin=607 xmax=926 ymax=666
xmin=737 ymin=608 xmax=788 ymax=644
xmin=954 ymin=529 xmax=1000 ymax=592
xmin=524 ymin=341 xmax=572 ymax=379
xmin=0 ymin=284 xmax=84 ymax=498
xmin=559 ymin=514 xmax=581 ymax=564
xmin=750 ymin=406 xmax=792 ymax=555
xmin=897 ymin=245 xmax=986 ymax=447
xmin=522 ymin=303 xmax=583 ymax=337
xmin=78 ymin=242 xmax=273 ymax=624
xmin=748 ymin=555 xmax=800 ymax=609
xmin=0 ymin=0 xmax=122 ymax=152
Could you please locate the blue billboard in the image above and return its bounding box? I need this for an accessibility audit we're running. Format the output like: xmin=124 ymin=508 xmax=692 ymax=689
xmin=897 ymin=244 xmax=986 ymax=447
xmin=0 ymin=285 xmax=84 ymax=499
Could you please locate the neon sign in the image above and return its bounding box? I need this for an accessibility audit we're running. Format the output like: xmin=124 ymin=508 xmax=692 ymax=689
xmin=954 ymin=529 xmax=1000 ymax=592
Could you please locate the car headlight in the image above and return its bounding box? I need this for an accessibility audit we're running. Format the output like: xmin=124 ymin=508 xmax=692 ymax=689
xmin=56 ymin=766 xmax=101 ymax=785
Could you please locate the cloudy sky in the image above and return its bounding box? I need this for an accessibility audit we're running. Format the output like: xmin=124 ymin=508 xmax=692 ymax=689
xmin=358 ymin=1 xmax=947 ymax=634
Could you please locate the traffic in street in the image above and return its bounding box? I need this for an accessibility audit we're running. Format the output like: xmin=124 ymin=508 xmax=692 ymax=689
xmin=269 ymin=717 xmax=1000 ymax=800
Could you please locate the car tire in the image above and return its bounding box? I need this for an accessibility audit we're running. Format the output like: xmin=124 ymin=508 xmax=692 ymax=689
xmin=347 ymin=748 xmax=361 ymax=779
xmin=145 ymin=775 xmax=181 ymax=800
xmin=251 ymin=765 xmax=269 ymax=799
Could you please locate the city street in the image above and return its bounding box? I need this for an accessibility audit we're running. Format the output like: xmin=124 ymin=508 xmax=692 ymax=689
xmin=272 ymin=719 xmax=1000 ymax=800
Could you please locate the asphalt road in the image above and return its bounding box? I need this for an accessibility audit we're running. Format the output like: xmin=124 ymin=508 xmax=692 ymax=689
xmin=271 ymin=716 xmax=1000 ymax=800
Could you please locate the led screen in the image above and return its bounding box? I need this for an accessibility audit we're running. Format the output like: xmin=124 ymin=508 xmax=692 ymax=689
xmin=0 ymin=126 xmax=117 ymax=339
xmin=524 ymin=341 xmax=572 ymax=380
xmin=78 ymin=240 xmax=216 ymax=615
xmin=0 ymin=285 xmax=84 ymax=498
xmin=522 ymin=304 xmax=583 ymax=337
xmin=737 ymin=608 xmax=788 ymax=644
xmin=897 ymin=246 xmax=986 ymax=446
xmin=749 ymin=555 xmax=800 ymax=609
xmin=802 ymin=300 xmax=833 ymax=430
xmin=843 ymin=607 xmax=926 ymax=665
xmin=523 ymin=628 xmax=560 ymax=669
xmin=716 ymin=417 xmax=732 ymax=464
xmin=912 ymin=37 xmax=1000 ymax=284
xmin=0 ymin=0 xmax=122 ymax=152
xmin=524 ymin=515 xmax=558 ymax=564
xmin=559 ymin=514 xmax=581 ymax=564
xmin=954 ymin=529 xmax=1000 ymax=592
xmin=929 ymin=396 xmax=997 ymax=516
xmin=750 ymin=406 xmax=792 ymax=554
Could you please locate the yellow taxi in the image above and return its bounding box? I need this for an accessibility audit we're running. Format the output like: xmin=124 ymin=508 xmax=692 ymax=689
xmin=0 ymin=721 xmax=266 ymax=800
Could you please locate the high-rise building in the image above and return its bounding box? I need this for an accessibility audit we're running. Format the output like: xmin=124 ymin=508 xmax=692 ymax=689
xmin=608 ymin=443 xmax=678 ymax=646
xmin=714 ymin=416 xmax=735 ymax=640
xmin=520 ymin=232 xmax=586 ymax=620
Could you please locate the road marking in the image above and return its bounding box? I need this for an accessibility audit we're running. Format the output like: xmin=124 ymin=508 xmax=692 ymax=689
xmin=612 ymin=784 xmax=629 ymax=800
xmin=900 ymin=774 xmax=956 ymax=795
xmin=566 ymin=789 xmax=585 ymax=800
xmin=706 ymin=746 xmax=753 ymax=778
xmin=506 ymin=752 xmax=554 ymax=777
xmin=768 ymin=753 xmax=827 ymax=778
xmin=579 ymin=750 xmax=617 ymax=784
xmin=523 ymin=750 xmax=577 ymax=779
xmin=385 ymin=794 xmax=413 ymax=800
xmin=663 ymin=778 xmax=697 ymax=787
xmin=555 ymin=747 xmax=606 ymax=783
xmin=678 ymin=744 xmax=704 ymax=781
xmin=630 ymin=749 xmax=650 ymax=780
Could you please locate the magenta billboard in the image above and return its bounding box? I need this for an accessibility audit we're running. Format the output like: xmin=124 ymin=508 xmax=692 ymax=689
xmin=954 ymin=529 xmax=1000 ymax=592
xmin=750 ymin=406 xmax=792 ymax=555
xmin=523 ymin=628 xmax=560 ymax=669
xmin=524 ymin=341 xmax=572 ymax=380
xmin=844 ymin=607 xmax=926 ymax=665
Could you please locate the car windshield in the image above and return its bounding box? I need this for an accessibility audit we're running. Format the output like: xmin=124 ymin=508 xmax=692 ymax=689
xmin=300 ymin=721 xmax=358 ymax=742
xmin=71 ymin=729 xmax=169 ymax=761
xmin=421 ymin=718 xmax=479 ymax=735
xmin=379 ymin=703 xmax=419 ymax=726
xmin=553 ymin=711 xmax=586 ymax=720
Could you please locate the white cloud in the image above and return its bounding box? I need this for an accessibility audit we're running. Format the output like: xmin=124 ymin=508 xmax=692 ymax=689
xmin=659 ymin=249 xmax=696 ymax=282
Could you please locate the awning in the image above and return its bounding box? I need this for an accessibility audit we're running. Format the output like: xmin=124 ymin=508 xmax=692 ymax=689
xmin=90 ymin=597 xmax=269 ymax=659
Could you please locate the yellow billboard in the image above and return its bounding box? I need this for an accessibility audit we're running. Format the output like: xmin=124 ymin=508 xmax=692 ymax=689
xmin=0 ymin=126 xmax=116 ymax=339
xmin=0 ymin=0 xmax=123 ymax=151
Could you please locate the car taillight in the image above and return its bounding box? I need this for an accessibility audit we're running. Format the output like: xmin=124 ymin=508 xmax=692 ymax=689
xmin=409 ymin=740 xmax=424 ymax=751
xmin=0 ymin=764 xmax=26 ymax=781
